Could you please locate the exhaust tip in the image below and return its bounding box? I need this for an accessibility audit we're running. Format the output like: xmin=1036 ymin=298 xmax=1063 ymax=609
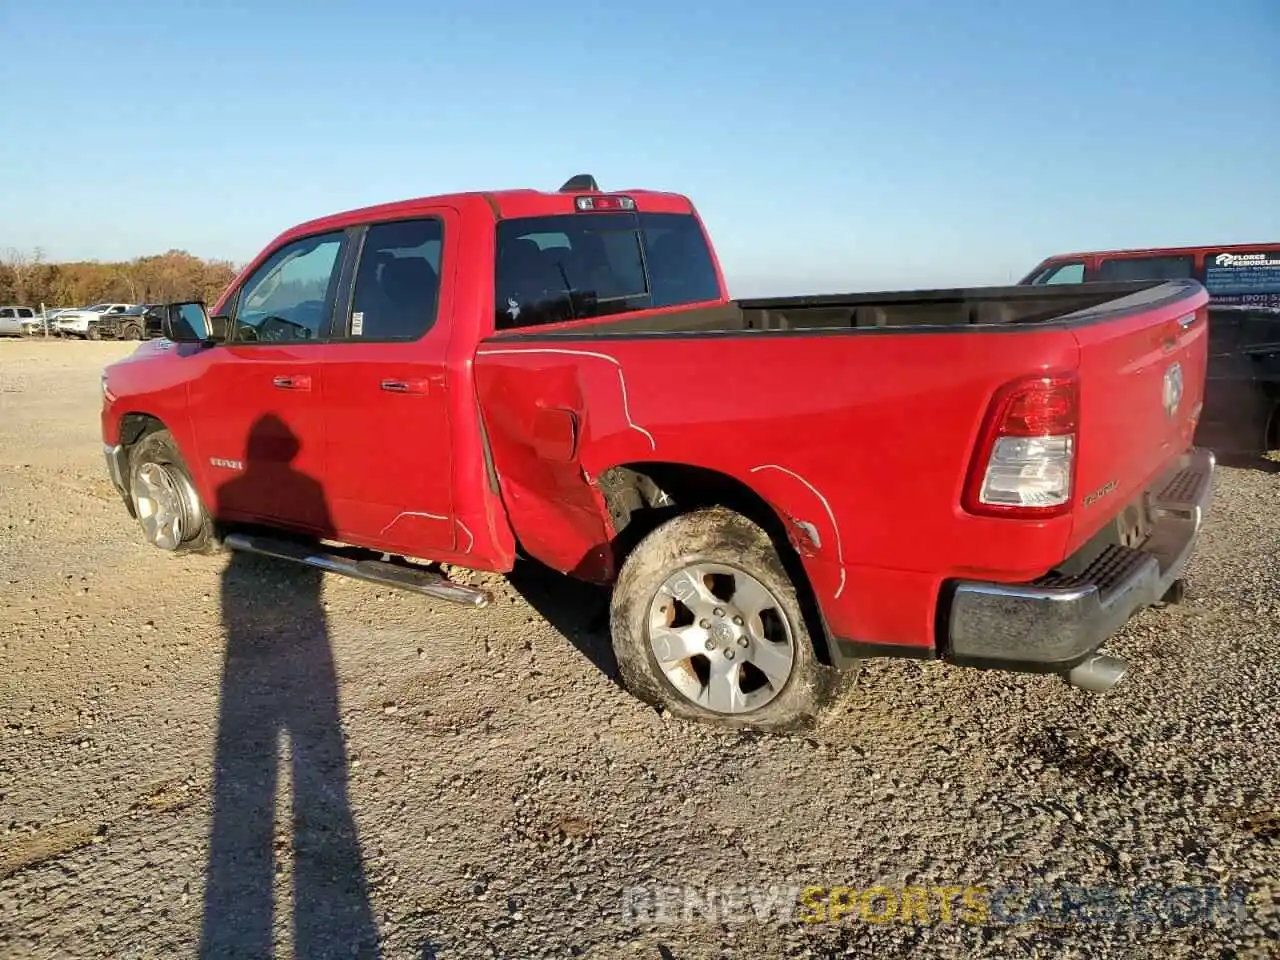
xmin=1064 ymin=652 xmax=1130 ymax=694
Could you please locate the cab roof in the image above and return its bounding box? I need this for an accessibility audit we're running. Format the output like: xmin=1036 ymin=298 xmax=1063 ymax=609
xmin=282 ymin=176 xmax=697 ymax=244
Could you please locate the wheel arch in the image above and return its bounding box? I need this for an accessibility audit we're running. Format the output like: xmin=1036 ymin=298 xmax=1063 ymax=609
xmin=119 ymin=411 xmax=169 ymax=448
xmin=597 ymin=461 xmax=838 ymax=666
xmin=111 ymin=413 xmax=166 ymax=499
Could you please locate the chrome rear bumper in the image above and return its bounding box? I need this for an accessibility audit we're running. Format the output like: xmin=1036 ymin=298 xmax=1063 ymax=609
xmin=945 ymin=447 xmax=1215 ymax=672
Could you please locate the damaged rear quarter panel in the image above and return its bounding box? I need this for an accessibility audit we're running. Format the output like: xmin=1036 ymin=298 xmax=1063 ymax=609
xmin=474 ymin=347 xmax=654 ymax=582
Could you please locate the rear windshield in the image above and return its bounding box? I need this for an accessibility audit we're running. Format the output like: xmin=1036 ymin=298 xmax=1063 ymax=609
xmin=1202 ymin=249 xmax=1280 ymax=310
xmin=494 ymin=211 xmax=720 ymax=329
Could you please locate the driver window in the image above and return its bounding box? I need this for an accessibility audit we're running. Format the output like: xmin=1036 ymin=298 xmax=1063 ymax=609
xmin=233 ymin=231 xmax=346 ymax=343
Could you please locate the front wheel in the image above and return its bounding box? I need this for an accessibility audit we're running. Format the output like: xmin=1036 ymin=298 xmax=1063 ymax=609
xmin=609 ymin=506 xmax=839 ymax=732
xmin=127 ymin=429 xmax=218 ymax=553
xmin=86 ymin=326 xmax=101 ymax=341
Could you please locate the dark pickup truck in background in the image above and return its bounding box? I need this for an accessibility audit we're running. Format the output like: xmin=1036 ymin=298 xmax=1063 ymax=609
xmin=93 ymin=304 xmax=164 ymax=341
xmin=1022 ymin=242 xmax=1280 ymax=458
xmin=100 ymin=176 xmax=1215 ymax=731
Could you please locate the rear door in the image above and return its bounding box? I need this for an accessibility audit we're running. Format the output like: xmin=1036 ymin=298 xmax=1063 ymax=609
xmin=315 ymin=210 xmax=459 ymax=555
xmin=1201 ymin=246 xmax=1280 ymax=332
xmin=188 ymin=229 xmax=350 ymax=534
xmin=1198 ymin=246 xmax=1280 ymax=448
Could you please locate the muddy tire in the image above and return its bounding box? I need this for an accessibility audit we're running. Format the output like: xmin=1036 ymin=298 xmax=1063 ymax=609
xmin=122 ymin=322 xmax=143 ymax=341
xmin=86 ymin=325 xmax=101 ymax=341
xmin=126 ymin=429 xmax=220 ymax=554
xmin=610 ymin=506 xmax=839 ymax=732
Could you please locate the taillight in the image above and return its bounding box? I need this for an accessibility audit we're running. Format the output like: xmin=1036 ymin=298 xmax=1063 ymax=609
xmin=963 ymin=373 xmax=1079 ymax=519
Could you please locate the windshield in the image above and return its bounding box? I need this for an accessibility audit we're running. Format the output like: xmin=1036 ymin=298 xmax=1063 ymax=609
xmin=83 ymin=303 xmax=111 ymax=312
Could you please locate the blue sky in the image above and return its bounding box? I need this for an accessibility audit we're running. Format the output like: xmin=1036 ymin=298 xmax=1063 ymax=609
xmin=1 ymin=0 xmax=1276 ymax=295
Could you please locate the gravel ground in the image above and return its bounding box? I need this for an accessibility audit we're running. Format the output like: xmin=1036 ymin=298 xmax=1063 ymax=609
xmin=1 ymin=338 xmax=1277 ymax=960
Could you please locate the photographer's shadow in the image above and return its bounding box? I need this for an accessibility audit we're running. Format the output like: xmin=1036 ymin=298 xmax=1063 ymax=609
xmin=199 ymin=414 xmax=380 ymax=960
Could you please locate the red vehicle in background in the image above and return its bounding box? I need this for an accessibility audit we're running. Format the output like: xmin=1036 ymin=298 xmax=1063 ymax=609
xmin=1022 ymin=242 xmax=1280 ymax=457
xmin=100 ymin=176 xmax=1215 ymax=731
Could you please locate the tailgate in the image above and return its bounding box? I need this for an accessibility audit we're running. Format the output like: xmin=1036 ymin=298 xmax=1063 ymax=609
xmin=1068 ymin=280 xmax=1210 ymax=550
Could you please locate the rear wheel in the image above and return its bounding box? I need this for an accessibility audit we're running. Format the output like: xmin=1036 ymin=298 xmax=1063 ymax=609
xmin=609 ymin=506 xmax=839 ymax=731
xmin=127 ymin=429 xmax=218 ymax=553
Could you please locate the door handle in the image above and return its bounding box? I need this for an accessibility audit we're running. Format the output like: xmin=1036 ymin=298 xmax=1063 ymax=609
xmin=272 ymin=375 xmax=312 ymax=391
xmin=380 ymin=378 xmax=428 ymax=395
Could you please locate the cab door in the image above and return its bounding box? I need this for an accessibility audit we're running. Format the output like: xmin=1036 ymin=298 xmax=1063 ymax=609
xmin=315 ymin=210 xmax=460 ymax=555
xmin=189 ymin=229 xmax=352 ymax=535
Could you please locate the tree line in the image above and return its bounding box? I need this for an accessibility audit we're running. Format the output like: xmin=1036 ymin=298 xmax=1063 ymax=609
xmin=0 ymin=247 xmax=240 ymax=311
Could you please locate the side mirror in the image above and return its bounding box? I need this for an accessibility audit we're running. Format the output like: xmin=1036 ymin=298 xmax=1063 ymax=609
xmin=160 ymin=301 xmax=221 ymax=344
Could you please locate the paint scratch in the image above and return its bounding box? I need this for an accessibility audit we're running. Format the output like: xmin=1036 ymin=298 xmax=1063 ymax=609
xmin=476 ymin=347 xmax=656 ymax=450
xmin=750 ymin=464 xmax=848 ymax=599
xmin=379 ymin=511 xmax=474 ymax=555
xmin=378 ymin=510 xmax=448 ymax=538
xmin=455 ymin=519 xmax=474 ymax=554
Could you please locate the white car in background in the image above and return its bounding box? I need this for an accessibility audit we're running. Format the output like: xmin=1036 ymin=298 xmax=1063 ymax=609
xmin=0 ymin=306 xmax=39 ymax=336
xmin=55 ymin=303 xmax=134 ymax=339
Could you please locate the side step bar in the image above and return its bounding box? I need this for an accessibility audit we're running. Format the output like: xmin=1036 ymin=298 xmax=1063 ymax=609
xmin=223 ymin=533 xmax=492 ymax=608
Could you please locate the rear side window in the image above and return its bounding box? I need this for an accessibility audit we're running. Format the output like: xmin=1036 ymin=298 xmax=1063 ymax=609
xmin=1096 ymin=255 xmax=1195 ymax=282
xmin=16 ymin=308 xmax=34 ymax=318
xmin=345 ymin=218 xmax=444 ymax=340
xmin=1201 ymin=249 xmax=1280 ymax=310
xmin=494 ymin=211 xmax=720 ymax=329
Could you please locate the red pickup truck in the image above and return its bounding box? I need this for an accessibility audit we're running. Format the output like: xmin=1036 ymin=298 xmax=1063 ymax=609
xmin=100 ymin=175 xmax=1216 ymax=731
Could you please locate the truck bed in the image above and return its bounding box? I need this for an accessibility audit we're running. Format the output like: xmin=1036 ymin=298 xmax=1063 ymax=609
xmin=475 ymin=273 xmax=1208 ymax=650
xmin=492 ymin=279 xmax=1200 ymax=339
